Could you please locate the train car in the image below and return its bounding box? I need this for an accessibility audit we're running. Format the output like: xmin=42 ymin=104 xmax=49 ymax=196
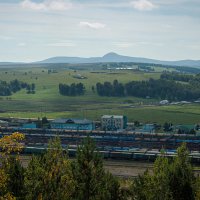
xmin=68 ymin=149 xmax=77 ymax=157
xmin=110 ymin=151 xmax=132 ymax=160
xmin=24 ymin=146 xmax=46 ymax=154
xmin=99 ymin=150 xmax=110 ymax=159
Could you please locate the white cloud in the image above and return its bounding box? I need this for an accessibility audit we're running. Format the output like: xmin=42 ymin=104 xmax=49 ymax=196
xmin=46 ymin=42 xmax=76 ymax=47
xmin=79 ymin=21 xmax=106 ymax=30
xmin=0 ymin=35 xmax=13 ymax=40
xmin=188 ymin=44 xmax=200 ymax=50
xmin=137 ymin=41 xmax=164 ymax=46
xmin=21 ymin=0 xmax=72 ymax=11
xmin=162 ymin=24 xmax=173 ymax=29
xmin=113 ymin=42 xmax=132 ymax=48
xmin=130 ymin=0 xmax=156 ymax=11
xmin=18 ymin=42 xmax=26 ymax=47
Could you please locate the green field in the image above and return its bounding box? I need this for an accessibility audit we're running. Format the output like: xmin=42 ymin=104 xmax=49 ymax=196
xmin=0 ymin=66 xmax=199 ymax=124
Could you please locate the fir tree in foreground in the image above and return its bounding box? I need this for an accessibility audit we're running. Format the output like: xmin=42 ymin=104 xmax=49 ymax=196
xmin=24 ymin=136 xmax=121 ymax=200
xmin=130 ymin=143 xmax=200 ymax=200
xmin=71 ymin=136 xmax=121 ymax=200
xmin=25 ymin=137 xmax=75 ymax=200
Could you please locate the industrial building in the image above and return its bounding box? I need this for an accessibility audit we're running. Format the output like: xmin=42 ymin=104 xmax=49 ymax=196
xmin=50 ymin=118 xmax=94 ymax=131
xmin=22 ymin=122 xmax=37 ymax=129
xmin=142 ymin=124 xmax=155 ymax=133
xmin=101 ymin=115 xmax=127 ymax=131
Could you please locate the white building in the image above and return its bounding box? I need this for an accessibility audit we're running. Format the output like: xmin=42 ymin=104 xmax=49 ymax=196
xmin=101 ymin=115 xmax=127 ymax=131
xmin=159 ymin=100 xmax=169 ymax=105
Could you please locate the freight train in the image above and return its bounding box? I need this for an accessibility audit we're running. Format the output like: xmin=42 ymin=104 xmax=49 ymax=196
xmin=1 ymin=127 xmax=200 ymax=158
xmin=23 ymin=146 xmax=200 ymax=164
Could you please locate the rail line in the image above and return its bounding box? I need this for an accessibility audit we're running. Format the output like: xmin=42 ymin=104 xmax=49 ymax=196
xmin=0 ymin=127 xmax=200 ymax=162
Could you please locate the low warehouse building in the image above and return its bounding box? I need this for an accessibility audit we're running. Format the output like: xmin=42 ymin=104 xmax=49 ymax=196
xmin=22 ymin=122 xmax=37 ymax=129
xmin=50 ymin=118 xmax=94 ymax=131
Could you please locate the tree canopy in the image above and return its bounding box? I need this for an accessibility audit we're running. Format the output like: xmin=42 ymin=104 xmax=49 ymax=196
xmin=0 ymin=133 xmax=200 ymax=200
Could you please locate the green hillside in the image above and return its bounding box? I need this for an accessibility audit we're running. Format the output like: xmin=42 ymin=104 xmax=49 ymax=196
xmin=0 ymin=66 xmax=199 ymax=124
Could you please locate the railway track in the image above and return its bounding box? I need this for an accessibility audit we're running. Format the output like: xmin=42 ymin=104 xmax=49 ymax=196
xmin=1 ymin=127 xmax=200 ymax=162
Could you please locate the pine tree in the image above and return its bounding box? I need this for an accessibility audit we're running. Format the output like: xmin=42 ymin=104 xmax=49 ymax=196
xmin=25 ymin=137 xmax=75 ymax=200
xmin=130 ymin=143 xmax=197 ymax=200
xmin=5 ymin=157 xmax=25 ymax=199
xmin=71 ymin=136 xmax=121 ymax=200
xmin=169 ymin=143 xmax=196 ymax=200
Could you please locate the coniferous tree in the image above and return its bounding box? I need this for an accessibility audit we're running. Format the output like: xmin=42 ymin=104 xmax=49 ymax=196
xmin=169 ymin=143 xmax=196 ymax=200
xmin=71 ymin=136 xmax=121 ymax=200
xmin=25 ymin=137 xmax=75 ymax=200
xmin=130 ymin=143 xmax=197 ymax=200
xmin=4 ymin=157 xmax=25 ymax=199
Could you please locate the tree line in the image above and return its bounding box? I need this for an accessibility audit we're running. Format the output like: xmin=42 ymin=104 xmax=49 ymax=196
xmin=161 ymin=72 xmax=200 ymax=82
xmin=0 ymin=134 xmax=200 ymax=200
xmin=161 ymin=72 xmax=200 ymax=89
xmin=96 ymin=80 xmax=125 ymax=97
xmin=100 ymin=62 xmax=200 ymax=74
xmin=59 ymin=83 xmax=85 ymax=96
xmin=96 ymin=79 xmax=200 ymax=101
xmin=58 ymin=77 xmax=200 ymax=100
xmin=0 ymin=79 xmax=35 ymax=96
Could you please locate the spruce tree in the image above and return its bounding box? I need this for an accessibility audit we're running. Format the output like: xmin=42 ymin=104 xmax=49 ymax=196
xmin=5 ymin=157 xmax=25 ymax=199
xmin=25 ymin=137 xmax=75 ymax=200
xmin=71 ymin=136 xmax=121 ymax=200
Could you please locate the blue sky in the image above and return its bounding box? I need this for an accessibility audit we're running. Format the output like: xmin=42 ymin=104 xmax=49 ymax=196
xmin=0 ymin=0 xmax=200 ymax=62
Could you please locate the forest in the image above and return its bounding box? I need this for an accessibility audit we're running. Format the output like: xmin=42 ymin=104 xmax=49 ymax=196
xmin=0 ymin=79 xmax=35 ymax=96
xmin=161 ymin=72 xmax=200 ymax=88
xmin=59 ymin=83 xmax=85 ymax=96
xmin=0 ymin=133 xmax=199 ymax=200
xmin=161 ymin=72 xmax=200 ymax=82
xmin=96 ymin=78 xmax=200 ymax=101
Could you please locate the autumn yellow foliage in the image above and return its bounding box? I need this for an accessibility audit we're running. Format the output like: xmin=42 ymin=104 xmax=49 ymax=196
xmin=0 ymin=132 xmax=25 ymax=199
xmin=0 ymin=132 xmax=25 ymax=156
xmin=0 ymin=193 xmax=16 ymax=200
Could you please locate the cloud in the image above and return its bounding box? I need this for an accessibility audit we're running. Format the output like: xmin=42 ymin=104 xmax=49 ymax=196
xmin=0 ymin=35 xmax=13 ymax=40
xmin=21 ymin=0 xmax=72 ymax=11
xmin=113 ymin=42 xmax=132 ymax=48
xmin=130 ymin=0 xmax=156 ymax=11
xmin=46 ymin=42 xmax=76 ymax=47
xmin=79 ymin=21 xmax=106 ymax=30
xmin=188 ymin=44 xmax=200 ymax=50
xmin=137 ymin=41 xmax=164 ymax=46
xmin=18 ymin=42 xmax=26 ymax=47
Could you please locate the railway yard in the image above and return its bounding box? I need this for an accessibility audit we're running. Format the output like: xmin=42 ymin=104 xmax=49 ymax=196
xmin=0 ymin=127 xmax=200 ymax=164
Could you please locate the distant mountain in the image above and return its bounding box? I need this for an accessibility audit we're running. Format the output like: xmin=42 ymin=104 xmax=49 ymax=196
xmin=37 ymin=52 xmax=200 ymax=68
xmin=1 ymin=53 xmax=199 ymax=68
xmin=0 ymin=62 xmax=26 ymax=68
xmin=0 ymin=62 xmax=22 ymax=65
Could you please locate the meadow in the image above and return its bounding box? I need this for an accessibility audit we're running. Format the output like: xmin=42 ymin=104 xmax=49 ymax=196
xmin=0 ymin=64 xmax=199 ymax=125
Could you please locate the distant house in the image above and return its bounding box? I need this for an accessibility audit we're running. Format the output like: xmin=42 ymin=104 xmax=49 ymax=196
xmin=50 ymin=118 xmax=94 ymax=131
xmin=142 ymin=124 xmax=155 ymax=133
xmin=101 ymin=115 xmax=127 ymax=131
xmin=72 ymin=74 xmax=87 ymax=79
xmin=159 ymin=100 xmax=169 ymax=105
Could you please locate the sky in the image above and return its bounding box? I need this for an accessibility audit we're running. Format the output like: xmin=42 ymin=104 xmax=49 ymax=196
xmin=0 ymin=0 xmax=200 ymax=62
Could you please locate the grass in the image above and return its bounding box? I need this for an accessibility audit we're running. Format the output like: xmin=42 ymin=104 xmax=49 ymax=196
xmin=0 ymin=66 xmax=199 ymax=124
